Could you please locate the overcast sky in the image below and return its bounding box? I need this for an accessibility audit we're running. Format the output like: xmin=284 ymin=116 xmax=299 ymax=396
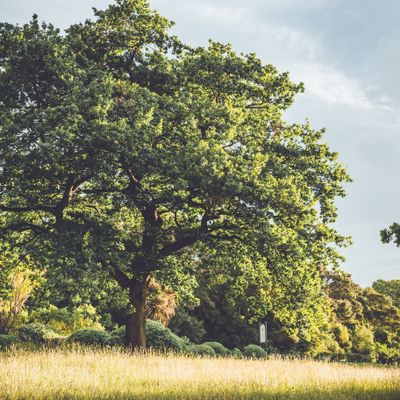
xmin=1 ymin=0 xmax=399 ymax=286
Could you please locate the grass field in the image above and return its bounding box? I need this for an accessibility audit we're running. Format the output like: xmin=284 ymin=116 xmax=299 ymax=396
xmin=0 ymin=348 xmax=399 ymax=400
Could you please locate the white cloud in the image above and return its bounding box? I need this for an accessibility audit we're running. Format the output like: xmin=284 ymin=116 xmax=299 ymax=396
xmin=265 ymin=26 xmax=323 ymax=60
xmin=255 ymin=25 xmax=375 ymax=110
xmin=180 ymin=2 xmax=248 ymax=24
xmin=293 ymin=63 xmax=374 ymax=109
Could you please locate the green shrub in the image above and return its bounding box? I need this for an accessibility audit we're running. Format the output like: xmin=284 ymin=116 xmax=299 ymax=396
xmin=243 ymin=344 xmax=267 ymax=359
xmin=106 ymin=326 xmax=125 ymax=346
xmin=18 ymin=323 xmax=57 ymax=344
xmin=146 ymin=320 xmax=185 ymax=352
xmin=169 ymin=310 xmax=206 ymax=344
xmin=106 ymin=321 xmax=186 ymax=351
xmin=230 ymin=347 xmax=242 ymax=358
xmin=69 ymin=329 xmax=109 ymax=346
xmin=188 ymin=344 xmax=216 ymax=357
xmin=31 ymin=305 xmax=104 ymax=335
xmin=266 ymin=344 xmax=280 ymax=355
xmin=0 ymin=334 xmax=19 ymax=349
xmin=346 ymin=352 xmax=373 ymax=363
xmin=330 ymin=353 xmax=348 ymax=362
xmin=310 ymin=332 xmax=341 ymax=358
xmin=202 ymin=341 xmax=230 ymax=356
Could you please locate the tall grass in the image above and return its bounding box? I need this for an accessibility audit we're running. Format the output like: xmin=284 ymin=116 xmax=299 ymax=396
xmin=1 ymin=347 xmax=399 ymax=399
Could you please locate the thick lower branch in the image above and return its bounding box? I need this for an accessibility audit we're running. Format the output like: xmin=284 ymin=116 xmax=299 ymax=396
xmin=105 ymin=261 xmax=131 ymax=289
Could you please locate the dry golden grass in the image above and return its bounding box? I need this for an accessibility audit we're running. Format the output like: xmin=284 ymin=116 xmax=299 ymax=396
xmin=0 ymin=348 xmax=399 ymax=399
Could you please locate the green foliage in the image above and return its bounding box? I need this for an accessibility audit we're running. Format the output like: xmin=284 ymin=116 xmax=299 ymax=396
xmin=381 ymin=223 xmax=400 ymax=247
xmin=325 ymin=270 xmax=363 ymax=326
xmin=346 ymin=352 xmax=374 ymax=363
xmin=375 ymin=343 xmax=400 ymax=365
xmin=360 ymin=288 xmax=400 ymax=330
xmin=187 ymin=344 xmax=216 ymax=357
xmin=202 ymin=341 xmax=230 ymax=356
xmin=374 ymin=328 xmax=391 ymax=345
xmin=309 ymin=332 xmax=341 ymax=358
xmin=320 ymin=270 xmax=400 ymax=363
xmin=31 ymin=305 xmax=104 ymax=335
xmin=373 ymin=279 xmax=400 ymax=308
xmin=69 ymin=329 xmax=109 ymax=346
xmin=18 ymin=323 xmax=58 ymax=344
xmin=243 ymin=344 xmax=267 ymax=359
xmin=352 ymin=326 xmax=375 ymax=355
xmin=0 ymin=246 xmax=42 ymax=334
xmin=106 ymin=326 xmax=125 ymax=346
xmin=105 ymin=321 xmax=187 ymax=351
xmin=0 ymin=334 xmax=19 ymax=349
xmin=181 ymin=272 xmax=259 ymax=349
xmin=230 ymin=348 xmax=242 ymax=358
xmin=169 ymin=309 xmax=206 ymax=344
xmin=331 ymin=323 xmax=351 ymax=349
xmin=0 ymin=0 xmax=350 ymax=348
xmin=146 ymin=320 xmax=185 ymax=352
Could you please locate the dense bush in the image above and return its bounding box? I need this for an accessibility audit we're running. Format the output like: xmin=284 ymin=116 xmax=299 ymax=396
xmin=169 ymin=309 xmax=206 ymax=344
xmin=230 ymin=347 xmax=242 ymax=358
xmin=346 ymin=352 xmax=374 ymax=363
xmin=106 ymin=326 xmax=125 ymax=346
xmin=146 ymin=320 xmax=185 ymax=352
xmin=18 ymin=323 xmax=57 ymax=344
xmin=310 ymin=332 xmax=342 ymax=358
xmin=106 ymin=321 xmax=186 ymax=351
xmin=31 ymin=305 xmax=104 ymax=335
xmin=202 ymin=341 xmax=230 ymax=356
xmin=69 ymin=329 xmax=109 ymax=346
xmin=0 ymin=334 xmax=19 ymax=349
xmin=243 ymin=344 xmax=267 ymax=359
xmin=188 ymin=344 xmax=216 ymax=357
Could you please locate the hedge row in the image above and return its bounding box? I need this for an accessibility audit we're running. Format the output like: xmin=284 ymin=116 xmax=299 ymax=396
xmin=0 ymin=321 xmax=273 ymax=359
xmin=3 ymin=326 xmax=397 ymax=364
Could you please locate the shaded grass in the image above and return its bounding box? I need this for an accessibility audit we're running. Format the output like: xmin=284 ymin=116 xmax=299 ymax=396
xmin=1 ymin=348 xmax=399 ymax=399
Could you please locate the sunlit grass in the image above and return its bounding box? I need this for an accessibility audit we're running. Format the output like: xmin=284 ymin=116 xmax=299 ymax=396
xmin=1 ymin=347 xmax=399 ymax=399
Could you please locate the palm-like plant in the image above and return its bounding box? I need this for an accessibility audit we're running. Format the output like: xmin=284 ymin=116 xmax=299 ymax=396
xmin=0 ymin=270 xmax=38 ymax=334
xmin=146 ymin=279 xmax=176 ymax=326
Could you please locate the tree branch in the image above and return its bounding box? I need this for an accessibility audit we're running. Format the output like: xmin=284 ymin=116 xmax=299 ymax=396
xmin=0 ymin=204 xmax=53 ymax=213
xmin=0 ymin=222 xmax=49 ymax=235
xmin=102 ymin=261 xmax=131 ymax=289
xmin=54 ymin=173 xmax=91 ymax=223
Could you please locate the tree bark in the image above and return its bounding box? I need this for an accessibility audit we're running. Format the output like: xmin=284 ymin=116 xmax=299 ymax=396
xmin=125 ymin=275 xmax=150 ymax=349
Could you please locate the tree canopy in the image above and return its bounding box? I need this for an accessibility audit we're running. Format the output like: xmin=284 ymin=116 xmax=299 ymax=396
xmin=0 ymin=0 xmax=350 ymax=348
xmin=373 ymin=279 xmax=400 ymax=308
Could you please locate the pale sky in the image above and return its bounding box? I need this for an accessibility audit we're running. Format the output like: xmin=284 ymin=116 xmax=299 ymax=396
xmin=1 ymin=0 xmax=399 ymax=286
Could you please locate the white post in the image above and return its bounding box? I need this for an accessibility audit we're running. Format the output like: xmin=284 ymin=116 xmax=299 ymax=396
xmin=260 ymin=323 xmax=266 ymax=344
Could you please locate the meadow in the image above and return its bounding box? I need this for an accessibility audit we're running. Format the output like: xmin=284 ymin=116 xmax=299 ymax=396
xmin=0 ymin=348 xmax=399 ymax=400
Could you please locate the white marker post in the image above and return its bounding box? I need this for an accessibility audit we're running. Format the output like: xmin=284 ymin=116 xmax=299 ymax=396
xmin=260 ymin=323 xmax=266 ymax=344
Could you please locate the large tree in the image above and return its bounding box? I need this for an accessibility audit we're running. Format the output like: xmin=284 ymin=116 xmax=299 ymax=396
xmin=0 ymin=0 xmax=350 ymax=348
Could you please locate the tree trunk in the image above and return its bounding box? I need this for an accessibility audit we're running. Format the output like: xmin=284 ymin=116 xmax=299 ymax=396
xmin=125 ymin=275 xmax=150 ymax=349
